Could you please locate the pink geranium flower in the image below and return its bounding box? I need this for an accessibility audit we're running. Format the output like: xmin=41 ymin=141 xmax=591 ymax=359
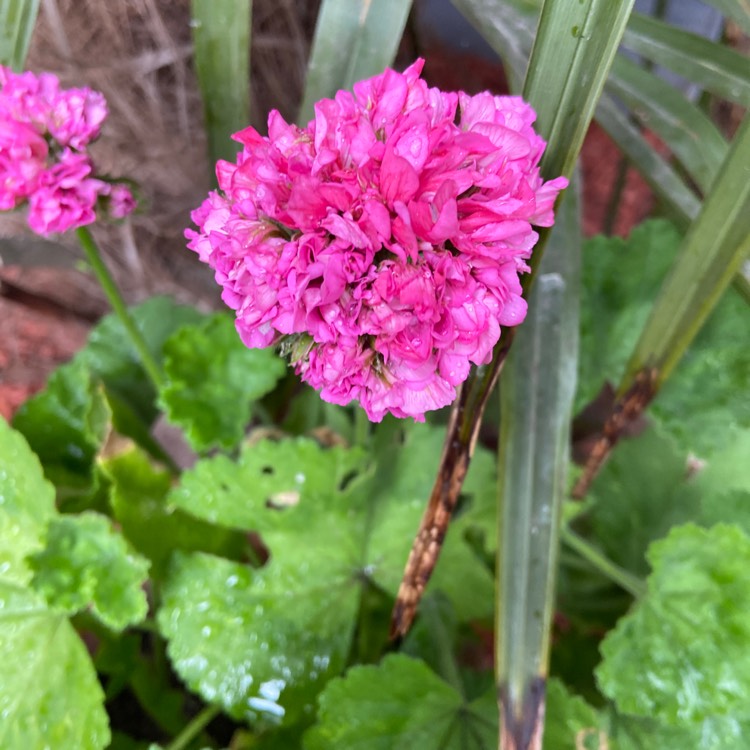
xmin=0 ymin=118 xmax=48 ymax=209
xmin=0 ymin=65 xmax=135 ymax=233
xmin=187 ymin=59 xmax=567 ymax=421
xmin=27 ymin=150 xmax=101 ymax=235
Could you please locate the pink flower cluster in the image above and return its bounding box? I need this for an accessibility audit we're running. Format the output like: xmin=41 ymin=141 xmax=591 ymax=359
xmin=188 ymin=59 xmax=567 ymax=421
xmin=0 ymin=66 xmax=135 ymax=235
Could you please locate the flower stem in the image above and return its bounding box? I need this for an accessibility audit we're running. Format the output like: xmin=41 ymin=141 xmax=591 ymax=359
xmin=560 ymin=526 xmax=646 ymax=599
xmin=164 ymin=704 xmax=221 ymax=750
xmin=76 ymin=226 xmax=164 ymax=389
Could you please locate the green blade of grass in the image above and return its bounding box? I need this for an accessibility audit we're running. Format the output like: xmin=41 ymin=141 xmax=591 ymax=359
xmin=0 ymin=0 xmax=40 ymax=69
xmin=450 ymin=0 xmax=536 ymax=94
xmin=453 ymin=0 xmax=635 ymax=180
xmin=497 ymin=176 xmax=581 ymax=750
xmin=608 ymin=55 xmax=729 ymax=193
xmin=522 ymin=0 xmax=636 ymax=182
xmin=452 ymin=0 xmax=750 ymax=308
xmin=623 ymin=12 xmax=750 ymax=107
xmin=297 ymin=0 xmax=413 ymax=124
xmin=622 ymin=112 xmax=750 ymax=391
xmin=190 ymin=0 xmax=251 ymax=167
xmin=702 ymin=0 xmax=750 ymax=36
xmin=594 ymin=93 xmax=701 ymax=228
xmin=452 ymin=0 xmax=700 ymax=221
xmin=453 ymin=2 xmax=631 ymax=748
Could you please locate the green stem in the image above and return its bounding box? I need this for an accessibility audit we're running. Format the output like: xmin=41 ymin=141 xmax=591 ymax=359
xmin=560 ymin=526 xmax=646 ymax=598
xmin=76 ymin=226 xmax=164 ymax=389
xmin=164 ymin=704 xmax=221 ymax=750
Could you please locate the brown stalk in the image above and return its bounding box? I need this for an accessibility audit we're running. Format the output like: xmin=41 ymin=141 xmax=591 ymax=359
xmin=571 ymin=367 xmax=659 ymax=499
xmin=390 ymin=326 xmax=516 ymax=638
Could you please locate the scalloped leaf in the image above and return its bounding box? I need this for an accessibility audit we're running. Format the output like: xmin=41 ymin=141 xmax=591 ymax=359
xmin=597 ymin=524 xmax=750 ymax=744
xmin=12 ymin=358 xmax=111 ymax=496
xmin=102 ymin=443 xmax=248 ymax=578
xmin=304 ymin=654 xmax=497 ymax=749
xmin=29 ymin=512 xmax=150 ymax=631
xmin=0 ymin=417 xmax=56 ymax=585
xmin=0 ymin=582 xmax=110 ymax=749
xmin=159 ymin=425 xmax=496 ymax=724
xmin=159 ymin=314 xmax=286 ymax=451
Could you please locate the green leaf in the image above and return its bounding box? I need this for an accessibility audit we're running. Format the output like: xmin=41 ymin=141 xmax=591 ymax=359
xmin=496 ymin=175 xmax=581 ymax=737
xmin=702 ymin=0 xmax=750 ymax=37
xmin=597 ymin=524 xmax=750 ymax=743
xmin=12 ymin=358 xmax=111 ymax=496
xmin=160 ymin=314 xmax=286 ymax=451
xmin=622 ymin=114 xmax=750 ymax=392
xmin=522 ymin=0 xmax=635 ymax=180
xmin=594 ymin=92 xmax=701 ymax=230
xmin=0 ymin=581 xmax=110 ymax=749
xmin=577 ymin=220 xmax=750 ymax=455
xmin=303 ymin=654 xmax=497 ymax=749
xmin=167 ymin=436 xmax=365 ymax=532
xmin=608 ymin=55 xmax=728 ymax=194
xmin=80 ymin=296 xmax=205 ymax=425
xmin=102 ymin=443 xmax=247 ymax=578
xmin=159 ymin=427 xmax=496 ymax=722
xmin=610 ymin=713 xmax=750 ymax=750
xmin=453 ymin=0 xmax=633 ymax=280
xmin=652 ymin=283 xmax=750 ymax=456
xmin=158 ymin=438 xmax=366 ymax=725
xmin=0 ymin=0 xmax=39 ymax=69
xmin=449 ymin=0 xmax=703 ymax=233
xmin=160 ymin=550 xmax=351 ymax=727
xmin=622 ymin=13 xmax=750 ymax=107
xmin=578 ymin=211 xmax=680 ymax=412
xmin=29 ymin=512 xmax=150 ymax=630
xmin=587 ymin=423 xmax=701 ymax=577
xmin=584 ymin=424 xmax=750 ymax=580
xmin=298 ymin=0 xmax=413 ymax=124
xmin=191 ymin=0 xmax=251 ymax=165
xmin=0 ymin=417 xmax=56 ymax=585
xmin=451 ymin=0 xmax=535 ymax=95
xmin=544 ymin=678 xmax=607 ymax=750
xmin=694 ymin=430 xmax=750 ymax=534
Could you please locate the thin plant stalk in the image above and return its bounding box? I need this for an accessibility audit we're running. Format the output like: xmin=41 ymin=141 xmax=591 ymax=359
xmin=560 ymin=526 xmax=646 ymax=598
xmin=164 ymin=704 xmax=221 ymax=750
xmin=75 ymin=226 xmax=164 ymax=390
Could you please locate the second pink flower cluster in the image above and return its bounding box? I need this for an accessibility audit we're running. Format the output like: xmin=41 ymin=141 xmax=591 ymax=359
xmin=0 ymin=66 xmax=135 ymax=236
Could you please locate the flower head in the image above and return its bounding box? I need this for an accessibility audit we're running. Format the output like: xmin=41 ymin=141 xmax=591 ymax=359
xmin=187 ymin=59 xmax=567 ymax=421
xmin=0 ymin=65 xmax=134 ymax=234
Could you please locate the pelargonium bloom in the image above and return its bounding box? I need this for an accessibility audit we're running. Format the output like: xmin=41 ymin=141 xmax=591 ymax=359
xmin=187 ymin=59 xmax=567 ymax=422
xmin=27 ymin=150 xmax=101 ymax=235
xmin=0 ymin=65 xmax=135 ymax=234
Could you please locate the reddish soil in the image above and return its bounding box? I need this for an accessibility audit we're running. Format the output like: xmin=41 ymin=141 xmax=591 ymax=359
xmin=0 ymin=267 xmax=98 ymax=420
